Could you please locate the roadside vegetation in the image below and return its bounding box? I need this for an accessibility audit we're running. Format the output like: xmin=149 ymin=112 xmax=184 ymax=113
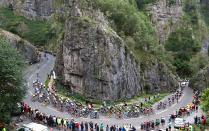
xmin=193 ymin=124 xmax=209 ymax=131
xmin=0 ymin=37 xmax=25 ymax=123
xmin=134 ymin=0 xmax=157 ymax=9
xmin=55 ymin=80 xmax=167 ymax=108
xmin=201 ymin=88 xmax=209 ymax=112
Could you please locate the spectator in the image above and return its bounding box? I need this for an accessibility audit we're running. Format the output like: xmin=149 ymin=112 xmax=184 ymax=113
xmin=85 ymin=122 xmax=88 ymax=131
xmin=72 ymin=120 xmax=76 ymax=131
xmin=202 ymin=115 xmax=206 ymax=126
xmin=194 ymin=116 xmax=198 ymax=124
xmin=89 ymin=122 xmax=93 ymax=131
xmin=168 ymin=122 xmax=172 ymax=131
xmin=81 ymin=122 xmax=84 ymax=131
xmin=75 ymin=122 xmax=80 ymax=131
xmin=100 ymin=123 xmax=104 ymax=131
xmin=106 ymin=125 xmax=109 ymax=131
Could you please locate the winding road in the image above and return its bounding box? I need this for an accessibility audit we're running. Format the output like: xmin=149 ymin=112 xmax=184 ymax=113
xmin=23 ymin=53 xmax=199 ymax=129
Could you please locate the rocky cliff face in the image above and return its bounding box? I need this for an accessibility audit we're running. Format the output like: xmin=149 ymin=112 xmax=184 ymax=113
xmin=201 ymin=0 xmax=209 ymax=8
xmin=147 ymin=0 xmax=183 ymax=43
xmin=142 ymin=59 xmax=178 ymax=93
xmin=0 ymin=0 xmax=183 ymax=42
xmin=0 ymin=29 xmax=39 ymax=63
xmin=201 ymin=38 xmax=209 ymax=55
xmin=0 ymin=0 xmax=54 ymax=19
xmin=0 ymin=0 xmax=179 ymax=100
xmin=189 ymin=67 xmax=209 ymax=91
xmin=54 ymin=0 xmax=178 ymax=100
xmin=0 ymin=0 xmax=75 ymax=19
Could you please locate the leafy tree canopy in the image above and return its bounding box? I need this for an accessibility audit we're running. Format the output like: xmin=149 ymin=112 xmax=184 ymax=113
xmin=0 ymin=37 xmax=25 ymax=123
xmin=201 ymin=88 xmax=209 ymax=112
xmin=97 ymin=0 xmax=157 ymax=51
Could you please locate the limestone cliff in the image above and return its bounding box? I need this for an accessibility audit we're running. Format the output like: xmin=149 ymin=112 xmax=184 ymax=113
xmin=0 ymin=0 xmax=183 ymax=43
xmin=54 ymin=0 xmax=178 ymax=100
xmin=201 ymin=0 xmax=209 ymax=8
xmin=0 ymin=0 xmax=179 ymax=100
xmin=0 ymin=29 xmax=39 ymax=63
xmin=146 ymin=0 xmax=183 ymax=43
xmin=0 ymin=0 xmax=74 ymax=19
xmin=0 ymin=0 xmax=54 ymax=19
xmin=189 ymin=67 xmax=209 ymax=91
xmin=201 ymin=38 xmax=209 ymax=55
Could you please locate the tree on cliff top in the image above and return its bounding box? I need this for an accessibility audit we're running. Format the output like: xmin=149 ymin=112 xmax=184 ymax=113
xmin=0 ymin=37 xmax=25 ymax=123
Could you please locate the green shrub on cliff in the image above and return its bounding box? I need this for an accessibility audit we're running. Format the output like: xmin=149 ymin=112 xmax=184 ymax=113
xmin=97 ymin=0 xmax=157 ymax=52
xmin=0 ymin=37 xmax=25 ymax=123
xmin=134 ymin=0 xmax=157 ymax=9
xmin=201 ymin=88 xmax=209 ymax=112
xmin=165 ymin=26 xmax=201 ymax=78
xmin=0 ymin=7 xmax=59 ymax=50
xmin=164 ymin=0 xmax=209 ymax=78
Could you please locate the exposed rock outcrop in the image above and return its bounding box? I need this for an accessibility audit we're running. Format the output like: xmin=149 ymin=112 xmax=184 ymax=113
xmin=0 ymin=29 xmax=39 ymax=63
xmin=142 ymin=59 xmax=178 ymax=93
xmin=146 ymin=0 xmax=183 ymax=43
xmin=201 ymin=0 xmax=209 ymax=8
xmin=0 ymin=0 xmax=183 ymax=43
xmin=54 ymin=0 xmax=178 ymax=100
xmin=201 ymin=38 xmax=209 ymax=55
xmin=0 ymin=0 xmax=54 ymax=19
xmin=0 ymin=0 xmax=179 ymax=100
xmin=189 ymin=67 xmax=209 ymax=91
xmin=0 ymin=0 xmax=75 ymax=19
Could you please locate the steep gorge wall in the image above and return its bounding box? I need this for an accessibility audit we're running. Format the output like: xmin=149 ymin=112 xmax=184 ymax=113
xmin=201 ymin=0 xmax=209 ymax=8
xmin=0 ymin=0 xmax=54 ymax=19
xmin=0 ymin=29 xmax=39 ymax=63
xmin=0 ymin=0 xmax=179 ymax=100
xmin=147 ymin=0 xmax=183 ymax=43
xmin=0 ymin=0 xmax=76 ymax=19
xmin=0 ymin=0 xmax=183 ymax=42
xmin=54 ymin=0 xmax=178 ymax=100
xmin=189 ymin=67 xmax=209 ymax=91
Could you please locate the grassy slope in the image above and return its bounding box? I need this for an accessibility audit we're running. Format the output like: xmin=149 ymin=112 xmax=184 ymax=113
xmin=55 ymin=80 xmax=168 ymax=108
xmin=0 ymin=7 xmax=63 ymax=51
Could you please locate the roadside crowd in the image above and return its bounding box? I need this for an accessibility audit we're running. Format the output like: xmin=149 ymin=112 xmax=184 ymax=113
xmin=19 ymin=101 xmax=137 ymax=131
xmin=17 ymin=99 xmax=208 ymax=131
xmin=1 ymin=89 xmax=208 ymax=131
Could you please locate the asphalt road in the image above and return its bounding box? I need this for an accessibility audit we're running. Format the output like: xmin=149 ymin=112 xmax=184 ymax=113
xmin=23 ymin=53 xmax=199 ymax=129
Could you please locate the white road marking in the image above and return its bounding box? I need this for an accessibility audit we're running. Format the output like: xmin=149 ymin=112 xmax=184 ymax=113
xmin=29 ymin=91 xmax=33 ymax=95
xmin=42 ymin=63 xmax=48 ymax=69
xmin=29 ymin=75 xmax=33 ymax=80
xmin=47 ymin=107 xmax=60 ymax=113
xmin=171 ymin=102 xmax=178 ymax=108
xmin=156 ymin=109 xmax=168 ymax=115
xmin=179 ymin=94 xmax=184 ymax=102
